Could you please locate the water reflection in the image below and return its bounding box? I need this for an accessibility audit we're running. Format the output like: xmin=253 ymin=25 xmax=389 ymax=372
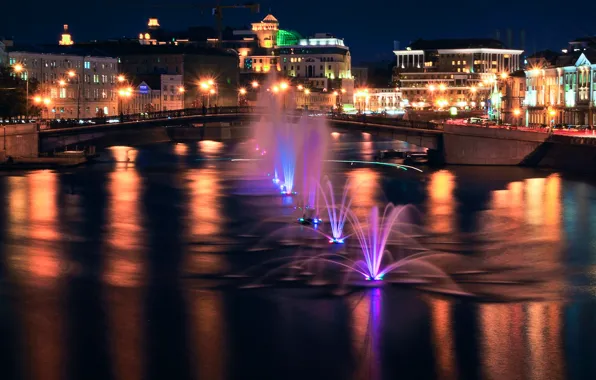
xmin=427 ymin=170 xmax=457 ymax=234
xmin=199 ymin=140 xmax=223 ymax=158
xmin=184 ymin=168 xmax=228 ymax=271
xmin=480 ymin=302 xmax=564 ymax=380
xmin=8 ymin=172 xmax=65 ymax=380
xmin=188 ymin=290 xmax=227 ymax=380
xmin=347 ymin=168 xmax=379 ymax=218
xmin=108 ymin=146 xmax=138 ymax=166
xmin=429 ymin=298 xmax=457 ymax=380
xmin=104 ymin=166 xmax=145 ymax=380
xmin=350 ymin=290 xmax=382 ymax=380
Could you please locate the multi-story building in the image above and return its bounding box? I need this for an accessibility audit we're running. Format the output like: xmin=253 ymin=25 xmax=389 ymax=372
xmin=0 ymin=40 xmax=8 ymax=67
xmin=125 ymin=74 xmax=184 ymax=114
xmin=394 ymin=39 xmax=523 ymax=108
xmin=81 ymin=42 xmax=240 ymax=107
xmin=492 ymin=70 xmax=526 ymax=124
xmin=9 ymin=46 xmax=119 ymax=119
xmin=353 ymin=88 xmax=403 ymax=114
xmin=525 ymin=51 xmax=596 ymax=126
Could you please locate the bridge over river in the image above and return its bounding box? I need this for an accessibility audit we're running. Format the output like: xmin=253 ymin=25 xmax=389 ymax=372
xmin=31 ymin=106 xmax=596 ymax=171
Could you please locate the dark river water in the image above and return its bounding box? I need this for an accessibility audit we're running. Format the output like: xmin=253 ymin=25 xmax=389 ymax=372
xmin=0 ymin=131 xmax=595 ymax=380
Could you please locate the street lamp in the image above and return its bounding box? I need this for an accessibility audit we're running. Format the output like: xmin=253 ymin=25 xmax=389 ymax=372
xmin=117 ymin=74 xmax=126 ymax=83
xmin=34 ymin=96 xmax=52 ymax=120
xmin=12 ymin=63 xmax=29 ymax=121
xmin=238 ymin=87 xmax=247 ymax=106
xmin=67 ymin=70 xmax=82 ymax=119
xmin=251 ymin=80 xmax=259 ymax=89
xmin=304 ymin=88 xmax=310 ymax=110
xmin=118 ymin=87 xmax=133 ymax=117
xmin=177 ymin=86 xmax=185 ymax=109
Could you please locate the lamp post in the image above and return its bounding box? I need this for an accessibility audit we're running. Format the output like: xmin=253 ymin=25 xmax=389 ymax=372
xmin=280 ymin=81 xmax=288 ymax=109
xmin=67 ymin=70 xmax=81 ymax=119
xmin=178 ymin=86 xmax=185 ymax=109
xmin=238 ymin=87 xmax=247 ymax=106
xmin=304 ymin=88 xmax=310 ymax=110
xmin=12 ymin=64 xmax=29 ymax=122
xmin=513 ymin=108 xmax=521 ymax=126
xmin=118 ymin=87 xmax=132 ymax=119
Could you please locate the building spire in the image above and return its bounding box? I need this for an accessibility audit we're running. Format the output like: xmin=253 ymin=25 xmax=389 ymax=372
xmin=59 ymin=24 xmax=74 ymax=46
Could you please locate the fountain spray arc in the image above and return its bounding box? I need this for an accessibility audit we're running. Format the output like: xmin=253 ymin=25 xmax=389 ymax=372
xmin=253 ymin=77 xmax=329 ymax=201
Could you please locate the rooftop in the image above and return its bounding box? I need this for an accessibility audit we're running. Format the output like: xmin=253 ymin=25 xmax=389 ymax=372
xmin=9 ymin=42 xmax=238 ymax=58
xmin=406 ymin=38 xmax=507 ymax=50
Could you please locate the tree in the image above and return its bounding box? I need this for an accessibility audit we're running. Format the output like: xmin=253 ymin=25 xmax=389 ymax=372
xmin=0 ymin=66 xmax=41 ymax=121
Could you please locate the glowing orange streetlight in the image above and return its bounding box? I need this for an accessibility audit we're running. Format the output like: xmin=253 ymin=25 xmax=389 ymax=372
xmin=209 ymin=88 xmax=216 ymax=95
xmin=438 ymin=83 xmax=446 ymax=92
xmin=251 ymin=80 xmax=259 ymax=88
xmin=117 ymin=74 xmax=126 ymax=83
xmin=500 ymin=72 xmax=509 ymax=80
xmin=239 ymin=88 xmax=247 ymax=95
xmin=272 ymin=86 xmax=279 ymax=93
xmin=43 ymin=98 xmax=51 ymax=106
xmin=341 ymin=88 xmax=346 ymax=94
xmin=33 ymin=96 xmax=42 ymax=104
xmin=304 ymin=88 xmax=310 ymax=95
xmin=297 ymin=84 xmax=304 ymax=91
xmin=428 ymin=84 xmax=436 ymax=92
xmin=12 ymin=63 xmax=30 ymax=120
xmin=280 ymin=81 xmax=288 ymax=91
xmin=514 ymin=108 xmax=521 ymax=116
xmin=178 ymin=86 xmax=185 ymax=93
xmin=470 ymin=86 xmax=477 ymax=93
xmin=58 ymin=79 xmax=67 ymax=87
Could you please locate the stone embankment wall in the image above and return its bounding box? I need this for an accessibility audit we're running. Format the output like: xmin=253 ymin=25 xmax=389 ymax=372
xmin=0 ymin=124 xmax=39 ymax=161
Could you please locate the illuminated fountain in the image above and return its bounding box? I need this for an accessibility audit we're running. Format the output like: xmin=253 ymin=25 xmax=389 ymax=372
xmin=239 ymin=202 xmax=466 ymax=295
xmin=252 ymin=79 xmax=329 ymax=197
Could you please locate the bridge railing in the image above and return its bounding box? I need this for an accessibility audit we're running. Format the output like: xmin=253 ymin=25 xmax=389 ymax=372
xmin=327 ymin=113 xmax=443 ymax=130
xmin=43 ymin=106 xmax=260 ymax=130
xmin=548 ymin=133 xmax=596 ymax=146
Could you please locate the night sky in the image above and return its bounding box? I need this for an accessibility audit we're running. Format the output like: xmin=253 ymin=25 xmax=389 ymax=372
xmin=3 ymin=0 xmax=596 ymax=63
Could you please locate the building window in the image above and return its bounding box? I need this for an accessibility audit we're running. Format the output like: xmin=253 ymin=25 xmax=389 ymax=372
xmin=93 ymin=75 xmax=99 ymax=83
xmin=59 ymin=88 xmax=66 ymax=99
xmin=84 ymin=61 xmax=91 ymax=69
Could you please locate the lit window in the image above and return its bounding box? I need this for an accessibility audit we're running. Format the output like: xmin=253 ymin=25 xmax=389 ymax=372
xmin=84 ymin=61 xmax=90 ymax=69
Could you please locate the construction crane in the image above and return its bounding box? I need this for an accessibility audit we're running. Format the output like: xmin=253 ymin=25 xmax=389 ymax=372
xmin=147 ymin=1 xmax=260 ymax=47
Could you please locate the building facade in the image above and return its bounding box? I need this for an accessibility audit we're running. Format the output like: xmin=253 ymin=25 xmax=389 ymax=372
xmin=525 ymin=52 xmax=596 ymax=126
xmin=87 ymin=43 xmax=240 ymax=107
xmin=0 ymin=41 xmax=7 ymax=67
xmin=9 ymin=48 xmax=119 ymax=119
xmin=394 ymin=39 xmax=523 ymax=109
xmin=125 ymin=74 xmax=184 ymax=114
xmin=353 ymin=88 xmax=403 ymax=113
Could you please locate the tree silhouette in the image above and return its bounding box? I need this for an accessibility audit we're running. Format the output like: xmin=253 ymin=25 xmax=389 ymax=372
xmin=0 ymin=67 xmax=41 ymax=121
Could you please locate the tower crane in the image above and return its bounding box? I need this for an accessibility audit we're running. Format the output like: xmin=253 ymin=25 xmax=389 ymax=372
xmin=148 ymin=1 xmax=260 ymax=47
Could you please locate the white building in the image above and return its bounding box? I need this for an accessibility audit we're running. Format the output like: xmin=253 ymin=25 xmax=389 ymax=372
xmin=394 ymin=39 xmax=523 ymax=108
xmin=126 ymin=74 xmax=184 ymax=114
xmin=525 ymin=52 xmax=596 ymax=126
xmin=9 ymin=48 xmax=119 ymax=119
xmin=353 ymin=88 xmax=403 ymax=113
